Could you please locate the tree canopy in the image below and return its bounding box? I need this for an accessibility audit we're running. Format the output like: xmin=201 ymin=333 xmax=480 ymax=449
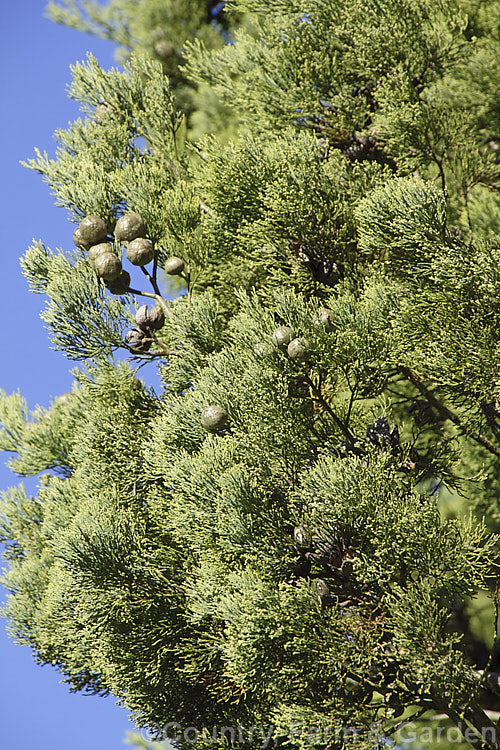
xmin=1 ymin=1 xmax=500 ymax=748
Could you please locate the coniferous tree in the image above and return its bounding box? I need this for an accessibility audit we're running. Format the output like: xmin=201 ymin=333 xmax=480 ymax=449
xmin=1 ymin=2 xmax=500 ymax=749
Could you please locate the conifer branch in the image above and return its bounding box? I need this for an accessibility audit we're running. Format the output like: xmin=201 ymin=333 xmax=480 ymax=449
xmin=434 ymin=156 xmax=446 ymax=195
xmin=437 ymin=702 xmax=497 ymax=749
xmin=399 ymin=367 xmax=500 ymax=459
xmin=140 ymin=264 xmax=162 ymax=298
xmin=147 ymin=330 xmax=179 ymax=357
xmin=152 ymin=251 xmax=159 ymax=288
xmin=304 ymin=374 xmax=357 ymax=443
xmin=128 ymin=287 xmax=171 ymax=318
xmin=479 ymin=586 xmax=500 ymax=701
xmin=481 ymin=403 xmax=500 ymax=441
xmin=475 ymin=671 xmax=500 ymax=699
xmin=466 ymin=703 xmax=500 ymax=748
xmin=200 ymin=200 xmax=216 ymax=218
xmin=345 ymin=371 xmax=357 ymax=426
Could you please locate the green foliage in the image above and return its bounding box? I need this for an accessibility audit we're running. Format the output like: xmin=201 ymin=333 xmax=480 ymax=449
xmin=45 ymin=0 xmax=238 ymax=120
xmin=23 ymin=53 xmax=183 ymax=223
xmin=125 ymin=733 xmax=171 ymax=750
xmin=356 ymin=177 xmax=447 ymax=260
xmin=46 ymin=0 xmax=231 ymax=64
xmin=2 ymin=0 xmax=500 ymax=748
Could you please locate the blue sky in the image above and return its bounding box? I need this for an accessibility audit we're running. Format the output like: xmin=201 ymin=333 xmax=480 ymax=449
xmin=0 ymin=2 xmax=144 ymax=747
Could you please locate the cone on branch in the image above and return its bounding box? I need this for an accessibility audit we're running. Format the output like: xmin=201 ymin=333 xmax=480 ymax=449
xmin=287 ymin=337 xmax=311 ymax=362
xmin=93 ymin=252 xmax=122 ymax=281
xmin=313 ymin=308 xmax=336 ymax=332
xmin=126 ymin=238 xmax=155 ymax=266
xmin=135 ymin=304 xmax=165 ymax=331
xmin=272 ymin=326 xmax=295 ymax=350
xmin=115 ymin=213 xmax=147 ymax=242
xmin=88 ymin=242 xmax=115 ymax=267
xmin=124 ymin=328 xmax=152 ymax=352
xmin=105 ymin=270 xmax=131 ymax=294
xmin=164 ymin=256 xmax=185 ymax=275
xmin=75 ymin=215 xmax=108 ymax=248
xmin=201 ymin=405 xmax=228 ymax=432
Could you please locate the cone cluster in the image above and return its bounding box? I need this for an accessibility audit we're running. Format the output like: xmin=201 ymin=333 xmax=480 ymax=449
xmin=75 ymin=213 xmax=187 ymax=289
xmin=73 ymin=212 xmax=151 ymax=292
xmin=125 ymin=304 xmax=166 ymax=353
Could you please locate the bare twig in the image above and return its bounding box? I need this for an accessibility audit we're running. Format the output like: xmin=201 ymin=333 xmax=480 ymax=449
xmin=304 ymin=374 xmax=357 ymax=443
xmin=200 ymin=200 xmax=216 ymax=219
xmin=128 ymin=287 xmax=172 ymax=318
